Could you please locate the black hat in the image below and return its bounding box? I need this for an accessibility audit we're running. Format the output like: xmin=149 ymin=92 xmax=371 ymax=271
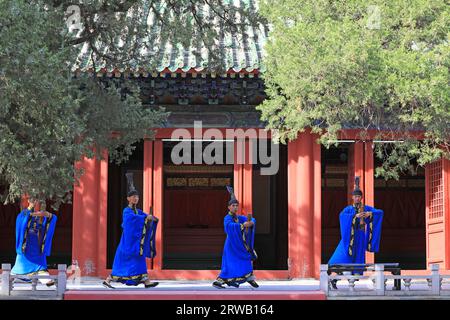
xmin=352 ymin=176 xmax=363 ymax=196
xmin=226 ymin=185 xmax=239 ymax=206
xmin=126 ymin=172 xmax=139 ymax=197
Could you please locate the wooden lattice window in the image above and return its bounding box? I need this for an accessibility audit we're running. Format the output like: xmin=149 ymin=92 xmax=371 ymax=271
xmin=428 ymin=160 xmax=444 ymax=219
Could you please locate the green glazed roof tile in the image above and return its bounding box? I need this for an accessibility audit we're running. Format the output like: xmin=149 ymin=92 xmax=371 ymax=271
xmin=75 ymin=0 xmax=267 ymax=74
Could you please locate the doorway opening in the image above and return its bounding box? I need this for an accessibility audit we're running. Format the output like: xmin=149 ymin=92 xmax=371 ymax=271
xmin=107 ymin=141 xmax=144 ymax=268
xmin=321 ymin=144 xmax=350 ymax=263
xmin=163 ymin=141 xmax=233 ymax=269
xmin=252 ymin=141 xmax=288 ymax=270
xmin=374 ymin=151 xmax=426 ymax=269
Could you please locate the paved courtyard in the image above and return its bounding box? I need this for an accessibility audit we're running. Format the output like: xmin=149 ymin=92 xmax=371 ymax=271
xmin=1 ymin=277 xmax=450 ymax=300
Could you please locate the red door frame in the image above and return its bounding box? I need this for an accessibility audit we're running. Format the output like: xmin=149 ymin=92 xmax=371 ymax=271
xmin=72 ymin=129 xmax=448 ymax=278
xmin=425 ymin=159 xmax=450 ymax=270
xmin=234 ymin=139 xmax=253 ymax=215
xmin=348 ymin=141 xmax=375 ymax=264
xmin=143 ymin=140 xmax=153 ymax=270
xmin=73 ymin=128 xmax=290 ymax=279
xmin=341 ymin=130 xmax=449 ymax=273
xmin=446 ymin=159 xmax=450 ymax=270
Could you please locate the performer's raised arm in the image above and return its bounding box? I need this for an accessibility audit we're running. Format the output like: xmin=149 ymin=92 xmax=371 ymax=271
xmin=12 ymin=198 xmax=57 ymax=287
xmin=364 ymin=207 xmax=384 ymax=253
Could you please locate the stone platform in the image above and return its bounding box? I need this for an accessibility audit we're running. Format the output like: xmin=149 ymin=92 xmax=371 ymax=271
xmin=63 ymin=278 xmax=326 ymax=300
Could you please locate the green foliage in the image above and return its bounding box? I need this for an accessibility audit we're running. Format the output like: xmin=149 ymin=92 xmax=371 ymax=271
xmin=0 ymin=0 xmax=264 ymax=206
xmin=258 ymin=0 xmax=449 ymax=178
xmin=63 ymin=0 xmax=264 ymax=72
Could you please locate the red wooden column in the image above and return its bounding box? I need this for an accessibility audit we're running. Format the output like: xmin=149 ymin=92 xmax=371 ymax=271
xmin=297 ymin=132 xmax=314 ymax=278
xmin=152 ymin=141 xmax=164 ymax=270
xmin=143 ymin=140 xmax=154 ymax=213
xmin=364 ymin=141 xmax=375 ymax=264
xmin=232 ymin=139 xmax=254 ymax=215
xmin=363 ymin=141 xmax=375 ymax=206
xmin=234 ymin=140 xmax=244 ymax=212
xmin=287 ymin=131 xmax=319 ymax=278
xmin=287 ymin=138 xmax=299 ymax=278
xmin=445 ymin=159 xmax=450 ymax=270
xmin=97 ymin=154 xmax=108 ymax=275
xmin=348 ymin=141 xmax=374 ymax=263
xmin=143 ymin=140 xmax=154 ymax=269
xmin=313 ymin=134 xmax=322 ymax=278
xmin=73 ymin=155 xmax=108 ymax=277
xmin=242 ymin=140 xmax=254 ymax=214
xmin=347 ymin=141 xmax=364 ymax=202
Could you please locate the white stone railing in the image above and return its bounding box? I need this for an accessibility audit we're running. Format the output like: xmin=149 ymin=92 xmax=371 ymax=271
xmin=1 ymin=264 xmax=67 ymax=298
xmin=321 ymin=264 xmax=450 ymax=297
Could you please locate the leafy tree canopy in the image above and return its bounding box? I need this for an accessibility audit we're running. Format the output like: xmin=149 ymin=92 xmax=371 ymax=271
xmin=0 ymin=0 xmax=263 ymax=206
xmin=258 ymin=0 xmax=449 ymax=179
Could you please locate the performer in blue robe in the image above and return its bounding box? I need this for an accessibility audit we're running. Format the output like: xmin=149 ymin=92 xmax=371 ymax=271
xmin=328 ymin=177 xmax=383 ymax=288
xmin=213 ymin=186 xmax=258 ymax=289
xmin=11 ymin=199 xmax=57 ymax=286
xmin=103 ymin=172 xmax=159 ymax=289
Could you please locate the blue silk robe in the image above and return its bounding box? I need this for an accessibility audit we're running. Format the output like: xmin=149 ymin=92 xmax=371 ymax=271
xmin=217 ymin=213 xmax=257 ymax=285
xmin=12 ymin=209 xmax=57 ymax=275
xmin=111 ymin=207 xmax=158 ymax=285
xmin=328 ymin=205 xmax=383 ymax=273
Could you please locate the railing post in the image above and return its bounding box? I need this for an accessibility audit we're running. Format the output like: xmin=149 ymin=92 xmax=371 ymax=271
xmin=348 ymin=277 xmax=356 ymax=292
xmin=431 ymin=264 xmax=440 ymax=295
xmin=403 ymin=278 xmax=412 ymax=290
xmin=57 ymin=264 xmax=67 ymax=297
xmin=31 ymin=277 xmax=38 ymax=291
xmin=375 ymin=264 xmax=385 ymax=296
xmin=1 ymin=264 xmax=11 ymax=296
xmin=320 ymin=264 xmax=329 ymax=295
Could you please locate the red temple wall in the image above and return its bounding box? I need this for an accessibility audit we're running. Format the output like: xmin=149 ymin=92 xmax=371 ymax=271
xmin=67 ymin=131 xmax=450 ymax=278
